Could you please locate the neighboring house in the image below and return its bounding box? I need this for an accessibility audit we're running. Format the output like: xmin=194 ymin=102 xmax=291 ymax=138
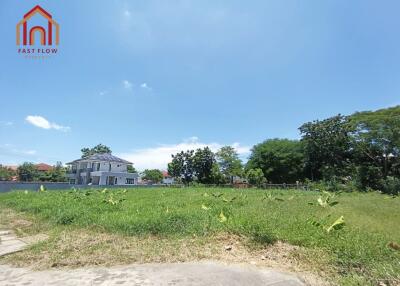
xmin=162 ymin=171 xmax=174 ymax=185
xmin=66 ymin=153 xmax=139 ymax=186
xmin=3 ymin=165 xmax=18 ymax=181
xmin=35 ymin=163 xmax=53 ymax=173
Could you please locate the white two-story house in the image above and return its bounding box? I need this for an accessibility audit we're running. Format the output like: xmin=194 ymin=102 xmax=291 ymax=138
xmin=67 ymin=153 xmax=138 ymax=186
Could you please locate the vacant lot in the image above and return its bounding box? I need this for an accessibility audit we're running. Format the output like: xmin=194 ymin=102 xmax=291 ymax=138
xmin=0 ymin=187 xmax=399 ymax=285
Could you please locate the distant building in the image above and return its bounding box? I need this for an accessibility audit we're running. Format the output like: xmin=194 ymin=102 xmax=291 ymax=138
xmin=35 ymin=163 xmax=53 ymax=172
xmin=162 ymin=171 xmax=174 ymax=185
xmin=3 ymin=165 xmax=18 ymax=181
xmin=66 ymin=153 xmax=138 ymax=186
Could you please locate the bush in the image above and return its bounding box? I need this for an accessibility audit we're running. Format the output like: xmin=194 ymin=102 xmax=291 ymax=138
xmin=246 ymin=168 xmax=266 ymax=187
xmin=354 ymin=165 xmax=383 ymax=191
xmin=307 ymin=178 xmax=349 ymax=193
xmin=381 ymin=176 xmax=400 ymax=195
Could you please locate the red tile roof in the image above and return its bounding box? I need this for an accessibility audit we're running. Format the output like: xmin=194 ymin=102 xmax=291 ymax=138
xmin=36 ymin=163 xmax=53 ymax=172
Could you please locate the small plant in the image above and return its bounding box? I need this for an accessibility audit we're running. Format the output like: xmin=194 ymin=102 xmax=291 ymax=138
xmin=103 ymin=194 xmax=125 ymax=206
xmin=387 ymin=242 xmax=400 ymax=251
xmin=308 ymin=215 xmax=345 ymax=233
xmin=201 ymin=204 xmax=211 ymax=210
xmin=218 ymin=210 xmax=227 ymax=223
xmin=309 ymin=191 xmax=339 ymax=207
xmin=222 ymin=196 xmax=236 ymax=203
xmin=262 ymin=193 xmax=284 ymax=202
xmin=211 ymin=192 xmax=223 ymax=198
xmin=325 ymin=216 xmax=345 ymax=233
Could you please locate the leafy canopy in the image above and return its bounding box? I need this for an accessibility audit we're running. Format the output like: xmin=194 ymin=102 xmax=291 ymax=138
xmin=81 ymin=144 xmax=112 ymax=159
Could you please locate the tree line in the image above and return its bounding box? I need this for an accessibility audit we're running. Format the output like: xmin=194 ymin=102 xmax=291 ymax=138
xmin=0 ymin=162 xmax=67 ymax=182
xmin=168 ymin=106 xmax=400 ymax=194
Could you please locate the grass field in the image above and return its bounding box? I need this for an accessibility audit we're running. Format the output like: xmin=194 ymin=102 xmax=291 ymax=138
xmin=0 ymin=187 xmax=399 ymax=285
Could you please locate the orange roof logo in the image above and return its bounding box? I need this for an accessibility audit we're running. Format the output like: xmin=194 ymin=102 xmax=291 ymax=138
xmin=16 ymin=5 xmax=59 ymax=46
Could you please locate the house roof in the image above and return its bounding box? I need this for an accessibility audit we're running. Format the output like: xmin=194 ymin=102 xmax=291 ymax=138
xmin=162 ymin=171 xmax=170 ymax=178
xmin=36 ymin=163 xmax=53 ymax=172
xmin=24 ymin=5 xmax=52 ymax=19
xmin=4 ymin=165 xmax=18 ymax=171
xmin=67 ymin=153 xmax=132 ymax=165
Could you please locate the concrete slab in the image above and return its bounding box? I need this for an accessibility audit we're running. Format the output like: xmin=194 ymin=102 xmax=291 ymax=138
xmin=0 ymin=262 xmax=305 ymax=286
xmin=0 ymin=230 xmax=27 ymax=257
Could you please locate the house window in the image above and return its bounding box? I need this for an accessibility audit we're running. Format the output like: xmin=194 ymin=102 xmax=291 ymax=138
xmin=126 ymin=178 xmax=135 ymax=184
xmin=115 ymin=177 xmax=118 ymax=184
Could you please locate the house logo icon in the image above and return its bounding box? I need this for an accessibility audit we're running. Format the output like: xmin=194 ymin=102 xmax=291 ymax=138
xmin=16 ymin=5 xmax=59 ymax=46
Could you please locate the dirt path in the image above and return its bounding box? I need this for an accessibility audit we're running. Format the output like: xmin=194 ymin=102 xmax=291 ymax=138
xmin=0 ymin=261 xmax=304 ymax=286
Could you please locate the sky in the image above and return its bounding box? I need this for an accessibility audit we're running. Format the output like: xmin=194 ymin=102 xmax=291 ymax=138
xmin=0 ymin=0 xmax=399 ymax=170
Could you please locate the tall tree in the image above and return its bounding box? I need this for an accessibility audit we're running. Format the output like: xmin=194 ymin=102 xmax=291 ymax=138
xmin=142 ymin=169 xmax=163 ymax=183
xmin=81 ymin=144 xmax=112 ymax=158
xmin=349 ymin=106 xmax=400 ymax=189
xmin=246 ymin=139 xmax=305 ymax=183
xmin=17 ymin=162 xmax=38 ymax=182
xmin=168 ymin=150 xmax=195 ymax=184
xmin=193 ymin=147 xmax=215 ymax=184
xmin=127 ymin=165 xmax=137 ymax=173
xmin=216 ymin=146 xmax=243 ymax=181
xmin=299 ymin=115 xmax=353 ymax=180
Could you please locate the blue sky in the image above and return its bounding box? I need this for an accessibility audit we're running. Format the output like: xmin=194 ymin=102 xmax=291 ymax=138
xmin=0 ymin=0 xmax=399 ymax=170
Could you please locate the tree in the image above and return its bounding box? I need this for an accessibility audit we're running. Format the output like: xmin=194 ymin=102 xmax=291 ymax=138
xmin=142 ymin=169 xmax=163 ymax=183
xmin=127 ymin=165 xmax=137 ymax=173
xmin=299 ymin=115 xmax=353 ymax=180
xmin=48 ymin=162 xmax=67 ymax=182
xmin=193 ymin=147 xmax=215 ymax=184
xmin=349 ymin=106 xmax=400 ymax=190
xmin=17 ymin=162 xmax=38 ymax=182
xmin=210 ymin=163 xmax=226 ymax=185
xmin=246 ymin=139 xmax=305 ymax=183
xmin=246 ymin=168 xmax=266 ymax=187
xmin=0 ymin=165 xmax=16 ymax=181
xmin=81 ymin=144 xmax=112 ymax=158
xmin=216 ymin=146 xmax=243 ymax=181
xmin=168 ymin=150 xmax=195 ymax=184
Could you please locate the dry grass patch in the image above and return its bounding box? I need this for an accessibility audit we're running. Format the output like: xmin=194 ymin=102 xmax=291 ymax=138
xmin=1 ymin=226 xmax=330 ymax=285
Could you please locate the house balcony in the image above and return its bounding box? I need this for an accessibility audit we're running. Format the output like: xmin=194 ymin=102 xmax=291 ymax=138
xmin=66 ymin=168 xmax=93 ymax=178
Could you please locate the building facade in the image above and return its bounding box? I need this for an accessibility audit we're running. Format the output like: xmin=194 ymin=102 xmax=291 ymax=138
xmin=67 ymin=153 xmax=138 ymax=186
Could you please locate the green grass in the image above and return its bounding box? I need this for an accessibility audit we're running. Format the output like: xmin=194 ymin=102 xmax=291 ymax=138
xmin=0 ymin=187 xmax=399 ymax=285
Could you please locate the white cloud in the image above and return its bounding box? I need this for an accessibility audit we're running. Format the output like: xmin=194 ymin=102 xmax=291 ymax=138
xmin=124 ymin=10 xmax=131 ymax=17
xmin=0 ymin=121 xmax=13 ymax=127
xmin=123 ymin=80 xmax=132 ymax=90
xmin=117 ymin=137 xmax=251 ymax=170
xmin=140 ymin=82 xmax=151 ymax=90
xmin=0 ymin=144 xmax=37 ymax=157
xmin=25 ymin=115 xmax=70 ymax=132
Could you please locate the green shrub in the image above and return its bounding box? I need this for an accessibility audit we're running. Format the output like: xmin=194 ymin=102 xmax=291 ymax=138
xmin=381 ymin=176 xmax=400 ymax=195
xmin=355 ymin=165 xmax=383 ymax=191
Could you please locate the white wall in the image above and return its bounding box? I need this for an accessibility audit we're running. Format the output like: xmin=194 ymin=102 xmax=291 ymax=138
xmin=88 ymin=162 xmax=128 ymax=172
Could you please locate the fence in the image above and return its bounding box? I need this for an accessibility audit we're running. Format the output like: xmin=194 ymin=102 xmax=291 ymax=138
xmin=0 ymin=181 xmax=309 ymax=193
xmin=261 ymin=183 xmax=309 ymax=190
